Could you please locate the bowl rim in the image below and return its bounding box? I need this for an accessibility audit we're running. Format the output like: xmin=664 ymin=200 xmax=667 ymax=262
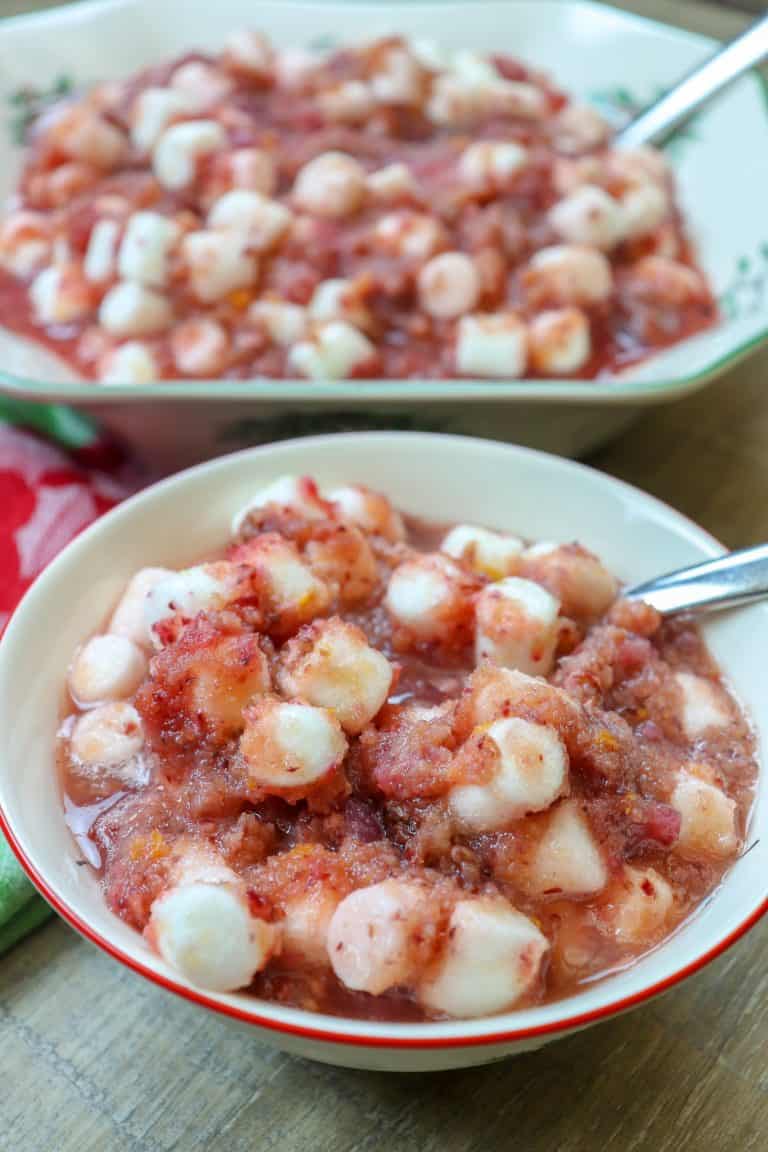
xmin=1 ymin=430 xmax=767 ymax=1049
xmin=0 ymin=0 xmax=767 ymax=407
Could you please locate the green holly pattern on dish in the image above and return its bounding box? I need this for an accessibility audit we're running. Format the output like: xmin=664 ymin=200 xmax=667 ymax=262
xmin=7 ymin=75 xmax=74 ymax=145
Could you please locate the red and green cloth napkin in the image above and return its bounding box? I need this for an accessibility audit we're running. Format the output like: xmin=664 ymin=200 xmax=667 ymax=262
xmin=0 ymin=399 xmax=144 ymax=952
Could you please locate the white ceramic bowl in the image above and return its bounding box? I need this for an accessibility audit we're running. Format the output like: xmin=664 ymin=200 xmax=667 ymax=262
xmin=1 ymin=0 xmax=767 ymax=467
xmin=0 ymin=432 xmax=765 ymax=1072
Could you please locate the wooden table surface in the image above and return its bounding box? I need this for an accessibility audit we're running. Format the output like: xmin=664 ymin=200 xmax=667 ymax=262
xmin=1 ymin=1 xmax=766 ymax=1149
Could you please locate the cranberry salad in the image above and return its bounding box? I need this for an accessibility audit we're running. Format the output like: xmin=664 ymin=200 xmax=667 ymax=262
xmin=59 ymin=477 xmax=755 ymax=1020
xmin=1 ymin=32 xmax=716 ymax=386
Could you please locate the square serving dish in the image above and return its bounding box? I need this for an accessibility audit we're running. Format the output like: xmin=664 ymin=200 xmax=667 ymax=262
xmin=0 ymin=0 xmax=766 ymax=467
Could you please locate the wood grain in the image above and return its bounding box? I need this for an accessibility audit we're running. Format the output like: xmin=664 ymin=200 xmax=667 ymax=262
xmin=1 ymin=2 xmax=767 ymax=1150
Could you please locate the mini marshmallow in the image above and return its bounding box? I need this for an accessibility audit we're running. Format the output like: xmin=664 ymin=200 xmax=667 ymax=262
xmin=153 ymin=120 xmax=226 ymax=191
xmin=30 ymin=265 xmax=92 ymax=326
xmin=248 ymin=299 xmax=307 ymax=346
xmin=552 ymin=102 xmax=611 ymax=154
xmin=292 ymin=151 xmax=367 ymax=219
xmin=144 ymin=563 xmax=238 ymax=647
xmin=239 ymin=699 xmax=347 ymax=791
xmin=418 ymin=251 xmax=479 ymax=319
xmin=459 ymin=140 xmax=529 ymax=188
xmin=69 ymin=635 xmax=148 ymax=705
xmin=410 ymin=37 xmax=455 ymax=72
xmin=450 ymin=717 xmax=568 ymax=830
xmin=671 ymin=770 xmax=738 ymax=860
xmin=99 ymin=281 xmax=173 ymax=336
xmin=625 ymin=256 xmax=706 ymax=307
xmin=475 ymin=576 xmax=560 ymax=674
xmin=288 ymin=322 xmax=375 ymax=380
xmin=526 ymin=800 xmax=608 ymax=896
xmin=428 ymin=74 xmax=546 ymax=127
xmin=84 ymin=218 xmax=120 ymax=283
xmin=549 ymin=185 xmax=626 ymax=251
xmin=606 ymin=866 xmax=674 ymax=946
xmin=224 ymin=28 xmax=275 ymax=80
xmin=278 ymin=618 xmax=393 ymax=734
xmin=319 ymin=81 xmax=375 ymax=124
xmin=231 ymin=474 xmax=326 ymax=536
xmin=171 ymin=318 xmax=229 ymax=376
xmin=373 ymin=212 xmax=445 ymax=261
xmin=53 ymin=106 xmax=127 ymax=169
xmin=370 ymin=45 xmax=423 ymax=106
xmin=366 ymin=163 xmax=418 ymax=202
xmin=0 ymin=211 xmax=52 ymax=278
xmin=620 ymin=182 xmax=668 ymax=240
xmin=280 ymin=889 xmax=340 ymax=967
xmin=130 ymin=87 xmax=193 ymax=153
xmin=326 ymin=484 xmax=405 ymax=542
xmin=180 ymin=230 xmax=258 ymax=303
xmin=528 ymin=308 xmax=591 ymax=375
xmin=170 ymin=61 xmax=233 ymax=111
xmin=455 ymin=312 xmax=528 ymax=378
xmin=419 ymin=898 xmax=548 ymax=1018
xmin=309 ymin=278 xmax=371 ymax=331
xmin=441 ymin=524 xmax=523 ymax=579
xmin=236 ymin=535 xmax=330 ymax=625
xmin=99 ymin=341 xmax=159 ymax=385
xmin=223 ymin=147 xmax=277 ymax=196
xmin=70 ymin=702 xmax=144 ymax=766
xmin=208 ymin=190 xmax=291 ymax=251
xmin=520 ymin=542 xmax=618 ymax=620
xmin=108 ymin=567 xmax=174 ymax=647
xmin=451 ymin=51 xmax=500 ymax=85
xmin=385 ymin=554 xmax=469 ymax=642
xmin=675 ymin=672 xmax=731 ymax=740
xmin=523 ymin=244 xmax=614 ymax=307
xmin=118 ymin=211 xmax=180 ymax=288
xmin=149 ymin=880 xmax=277 ymax=992
xmin=327 ymin=880 xmax=427 ymax=995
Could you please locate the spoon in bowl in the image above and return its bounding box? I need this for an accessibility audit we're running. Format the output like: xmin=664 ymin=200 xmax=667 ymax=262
xmin=614 ymin=12 xmax=768 ymax=150
xmin=622 ymin=542 xmax=768 ymax=615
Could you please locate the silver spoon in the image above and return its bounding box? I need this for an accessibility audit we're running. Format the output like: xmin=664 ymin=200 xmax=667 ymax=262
xmin=622 ymin=543 xmax=768 ymax=616
xmin=614 ymin=12 xmax=768 ymax=150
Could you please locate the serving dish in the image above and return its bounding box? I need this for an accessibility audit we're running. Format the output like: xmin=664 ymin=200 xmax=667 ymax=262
xmin=0 ymin=431 xmax=765 ymax=1071
xmin=0 ymin=1 xmax=766 ymax=468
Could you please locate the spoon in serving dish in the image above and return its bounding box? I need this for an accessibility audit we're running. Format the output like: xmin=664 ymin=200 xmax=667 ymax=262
xmin=622 ymin=542 xmax=768 ymax=615
xmin=614 ymin=12 xmax=768 ymax=149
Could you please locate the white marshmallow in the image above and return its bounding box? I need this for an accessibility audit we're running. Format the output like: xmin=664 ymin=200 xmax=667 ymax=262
xmin=409 ymin=38 xmax=455 ymax=72
xmin=278 ymin=618 xmax=393 ymax=734
xmin=208 ymin=190 xmax=291 ymax=251
xmin=248 ymin=299 xmax=307 ymax=346
xmin=326 ymin=484 xmax=405 ymax=542
xmin=131 ymin=87 xmax=192 ymax=153
xmin=441 ymin=524 xmax=523 ymax=579
xmin=675 ymin=672 xmax=731 ymax=740
xmin=180 ymin=230 xmax=257 ymax=303
xmin=0 ymin=211 xmax=51 ymax=278
xmin=526 ymin=800 xmax=607 ymax=896
xmin=552 ymin=102 xmax=611 ymax=154
xmin=451 ymin=51 xmax=499 ymax=85
xmin=224 ymin=28 xmax=274 ymax=79
xmin=367 ymin=163 xmax=418 ymax=202
xmin=420 ymin=899 xmax=548 ymax=1018
xmin=621 ymin=182 xmax=669 ymax=240
xmin=30 ymin=265 xmax=92 ymax=326
xmin=222 ymin=147 xmax=277 ymax=197
xmin=418 ymin=251 xmax=479 ymax=319
xmin=144 ymin=564 xmax=238 ymax=647
xmin=428 ymin=74 xmax=546 ymax=127
xmin=292 ymin=151 xmax=367 ymax=219
xmin=150 ymin=880 xmax=276 ymax=992
xmin=170 ymin=61 xmax=232 ymax=111
xmin=475 ymin=576 xmax=560 ymax=675
xmin=524 ymin=244 xmax=614 ymax=306
xmin=70 ymin=702 xmax=144 ymax=766
xmin=319 ymin=81 xmax=375 ymax=124
xmin=239 ymin=535 xmax=329 ymax=620
xmin=528 ymin=308 xmax=591 ymax=375
xmin=521 ymin=542 xmax=618 ymax=619
xmin=374 ymin=211 xmax=445 ymax=261
xmin=52 ymin=106 xmax=127 ymax=168
xmin=240 ymin=700 xmax=347 ymax=791
xmin=455 ymin=312 xmax=528 ymax=378
xmin=459 ymin=140 xmax=528 ymax=188
xmin=118 ymin=211 xmax=180 ymax=288
xmin=385 ymin=554 xmax=468 ymax=641
xmin=671 ymin=770 xmax=738 ymax=860
xmin=327 ymin=880 xmax=427 ymax=995
xmin=625 ymin=256 xmax=706 ymax=306
xmin=69 ymin=635 xmax=147 ymax=706
xmin=99 ymin=281 xmax=173 ymax=336
xmin=549 ymin=185 xmax=626 ymax=251
xmin=370 ymin=46 xmax=423 ymax=106
xmin=450 ymin=717 xmax=568 ymax=830
xmin=309 ymin=278 xmax=371 ymax=331
xmin=171 ymin=318 xmax=228 ymax=377
xmin=280 ymin=889 xmax=339 ymax=967
xmin=108 ymin=567 xmax=174 ymax=647
xmin=231 ymin=474 xmax=325 ymax=536
xmin=84 ymin=219 xmax=120 ymax=283
xmin=606 ymin=866 xmax=674 ymax=946
xmin=153 ymin=120 xmax=226 ymax=191
xmin=99 ymin=341 xmax=159 ymax=386
xmin=288 ymin=322 xmax=375 ymax=381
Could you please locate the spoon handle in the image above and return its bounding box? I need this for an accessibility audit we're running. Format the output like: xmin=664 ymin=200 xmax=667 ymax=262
xmin=615 ymin=13 xmax=768 ymax=150
xmin=623 ymin=543 xmax=768 ymax=616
